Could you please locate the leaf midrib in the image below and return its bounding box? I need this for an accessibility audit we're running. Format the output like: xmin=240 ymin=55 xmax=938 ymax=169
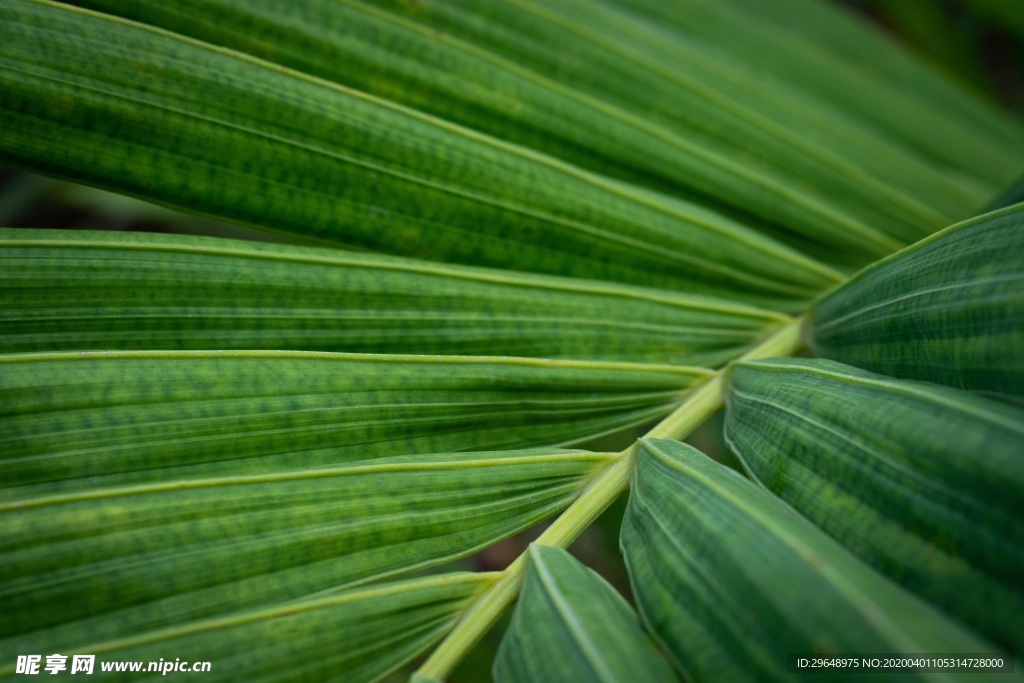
xmin=0 ymin=234 xmax=792 ymax=320
xmin=1 ymin=452 xmax=614 ymax=511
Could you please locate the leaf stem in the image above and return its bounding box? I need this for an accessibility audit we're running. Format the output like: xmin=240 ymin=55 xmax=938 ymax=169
xmin=642 ymin=374 xmax=724 ymax=439
xmin=414 ymin=456 xmax=632 ymax=681
xmin=644 ymin=315 xmax=803 ymax=438
xmin=414 ymin=317 xmax=804 ymax=681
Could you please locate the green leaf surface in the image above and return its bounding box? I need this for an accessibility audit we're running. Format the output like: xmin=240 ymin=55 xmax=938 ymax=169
xmin=2 ymin=2 xmax=1021 ymax=681
xmin=863 ymin=0 xmax=994 ymax=101
xmin=60 ymin=0 xmax=994 ymax=257
xmin=620 ymin=0 xmax=1024 ymax=180
xmin=725 ymin=358 xmax=1024 ymax=654
xmin=621 ymin=438 xmax=997 ymax=682
xmin=0 ymin=0 xmax=843 ymax=306
xmin=1 ymin=350 xmax=700 ymax=495
xmin=0 ymin=228 xmax=788 ymax=366
xmin=811 ymin=204 xmax=1024 ymax=401
xmin=0 ymin=447 xmax=606 ymax=652
xmin=391 ymin=0 xmax=960 ymax=245
xmin=986 ymin=176 xmax=1024 ymax=211
xmin=493 ymin=545 xmax=677 ymax=683
xmin=2 ymin=572 xmax=494 ymax=682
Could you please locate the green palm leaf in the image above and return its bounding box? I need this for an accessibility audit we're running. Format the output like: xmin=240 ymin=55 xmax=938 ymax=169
xmin=1 ymin=350 xmax=700 ymax=492
xmin=0 ymin=229 xmax=787 ymax=364
xmin=2 ymin=0 xmax=1022 ymax=680
xmin=621 ymin=438 xmax=997 ymax=682
xmin=2 ymin=572 xmax=494 ymax=683
xmin=493 ymin=545 xmax=677 ymax=683
xmin=621 ymin=0 xmax=1024 ymax=177
xmin=725 ymin=358 xmax=1024 ymax=653
xmin=1 ymin=448 xmax=607 ymax=650
xmin=811 ymin=204 xmax=1024 ymax=401
xmin=0 ymin=0 xmax=842 ymax=305
xmin=59 ymin=0 xmax=999 ymax=256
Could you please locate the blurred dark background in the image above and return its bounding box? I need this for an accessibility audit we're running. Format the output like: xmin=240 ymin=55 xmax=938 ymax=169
xmin=844 ymin=0 xmax=1023 ymax=112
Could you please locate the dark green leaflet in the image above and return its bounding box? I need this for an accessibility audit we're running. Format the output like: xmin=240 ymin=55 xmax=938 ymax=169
xmin=0 ymin=0 xmax=840 ymax=306
xmin=812 ymin=204 xmax=1024 ymax=402
xmin=62 ymin=0 xmax=986 ymax=259
xmin=0 ymin=573 xmax=494 ymax=683
xmin=421 ymin=0 xmax=953 ymax=244
xmin=986 ymin=176 xmax=1024 ymax=211
xmin=726 ymin=358 xmax=1024 ymax=654
xmin=357 ymin=0 xmax=1011 ymax=236
xmin=0 ymin=229 xmax=788 ymax=366
xmin=0 ymin=449 xmax=606 ymax=648
xmin=493 ymin=545 xmax=678 ymax=683
xmin=0 ymin=350 xmax=702 ymax=495
xmin=374 ymin=0 xmax=1000 ymax=239
xmin=615 ymin=0 xmax=1024 ymax=181
xmin=621 ymin=438 xmax=997 ymax=682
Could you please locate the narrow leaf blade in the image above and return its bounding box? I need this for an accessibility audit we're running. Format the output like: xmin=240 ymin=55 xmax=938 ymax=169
xmin=1 ymin=448 xmax=608 ymax=646
xmin=1 ymin=350 xmax=702 ymax=494
xmin=620 ymin=0 xmax=1024 ymax=181
xmin=0 ymin=0 xmax=837 ymax=305
xmin=493 ymin=545 xmax=677 ymax=683
xmin=726 ymin=358 xmax=1024 ymax=654
xmin=811 ymin=204 xmax=1024 ymax=401
xmin=621 ymin=438 xmax=995 ymax=682
xmin=62 ymin=0 xmax=1006 ymax=253
xmin=3 ymin=572 xmax=493 ymax=683
xmin=0 ymin=228 xmax=788 ymax=366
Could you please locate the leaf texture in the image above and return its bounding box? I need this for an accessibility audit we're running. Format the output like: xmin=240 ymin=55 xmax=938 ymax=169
xmin=0 ymin=2 xmax=1021 ymax=682
xmin=59 ymin=0 xmax=1004 ymax=258
xmin=621 ymin=438 xmax=996 ymax=682
xmin=0 ymin=0 xmax=842 ymax=306
xmin=1 ymin=447 xmax=605 ymax=651
xmin=1 ymin=350 xmax=701 ymax=496
xmin=1 ymin=572 xmax=494 ymax=683
xmin=493 ymin=545 xmax=677 ymax=683
xmin=618 ymin=0 xmax=1024 ymax=182
xmin=812 ymin=204 xmax=1024 ymax=401
xmin=0 ymin=229 xmax=788 ymax=366
xmin=726 ymin=358 xmax=1024 ymax=654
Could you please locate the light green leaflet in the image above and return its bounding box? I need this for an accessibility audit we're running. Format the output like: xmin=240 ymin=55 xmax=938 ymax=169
xmin=0 ymin=448 xmax=607 ymax=654
xmin=0 ymin=229 xmax=788 ymax=366
xmin=1 ymin=572 xmax=494 ymax=683
xmin=812 ymin=204 xmax=1024 ymax=401
xmin=493 ymin=545 xmax=678 ymax=683
xmin=725 ymin=358 xmax=1024 ymax=655
xmin=621 ymin=438 xmax=997 ymax=683
xmin=0 ymin=351 xmax=701 ymax=496
xmin=0 ymin=0 xmax=842 ymax=306
xmin=59 ymin=0 xmax=992 ymax=259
